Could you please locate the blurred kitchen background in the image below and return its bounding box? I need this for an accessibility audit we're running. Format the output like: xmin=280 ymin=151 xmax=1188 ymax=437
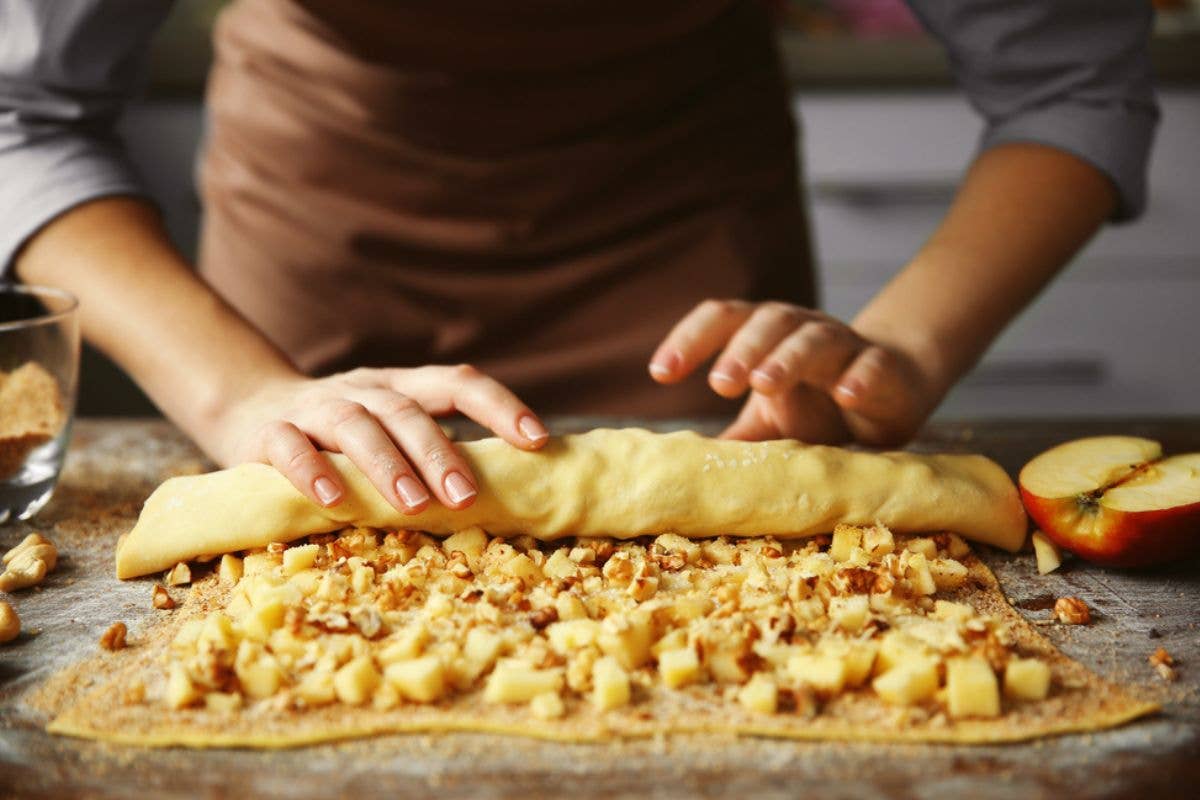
xmin=84 ymin=0 xmax=1200 ymax=420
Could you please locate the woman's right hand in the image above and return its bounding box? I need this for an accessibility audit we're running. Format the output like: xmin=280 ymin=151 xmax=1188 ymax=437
xmin=204 ymin=364 xmax=549 ymax=514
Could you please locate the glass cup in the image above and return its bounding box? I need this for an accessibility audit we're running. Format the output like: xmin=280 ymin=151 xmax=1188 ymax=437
xmin=0 ymin=284 xmax=79 ymax=523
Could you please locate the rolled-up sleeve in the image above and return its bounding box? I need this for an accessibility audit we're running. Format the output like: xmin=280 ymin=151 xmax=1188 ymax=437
xmin=0 ymin=1 xmax=173 ymax=273
xmin=909 ymin=0 xmax=1160 ymax=220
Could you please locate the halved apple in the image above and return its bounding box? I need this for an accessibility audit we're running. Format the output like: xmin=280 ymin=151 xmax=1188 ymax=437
xmin=1019 ymin=436 xmax=1200 ymax=567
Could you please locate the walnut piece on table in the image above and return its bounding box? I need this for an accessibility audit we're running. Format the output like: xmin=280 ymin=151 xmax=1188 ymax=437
xmin=152 ymin=585 xmax=177 ymax=610
xmin=100 ymin=622 xmax=128 ymax=651
xmin=1149 ymin=647 xmax=1177 ymax=682
xmin=0 ymin=600 xmax=19 ymax=643
xmin=1054 ymin=596 xmax=1091 ymax=625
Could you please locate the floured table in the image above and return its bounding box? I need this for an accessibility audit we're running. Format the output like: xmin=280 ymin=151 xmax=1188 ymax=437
xmin=2 ymin=418 xmax=1198 ymax=800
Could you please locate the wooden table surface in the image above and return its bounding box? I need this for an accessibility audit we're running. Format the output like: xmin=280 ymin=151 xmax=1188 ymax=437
xmin=1 ymin=417 xmax=1198 ymax=800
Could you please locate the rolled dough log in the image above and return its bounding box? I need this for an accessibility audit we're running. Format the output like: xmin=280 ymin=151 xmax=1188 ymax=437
xmin=115 ymin=428 xmax=1027 ymax=579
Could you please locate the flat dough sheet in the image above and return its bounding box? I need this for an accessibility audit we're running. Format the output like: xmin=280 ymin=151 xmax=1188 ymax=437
xmin=116 ymin=429 xmax=1027 ymax=578
xmin=37 ymin=555 xmax=1156 ymax=748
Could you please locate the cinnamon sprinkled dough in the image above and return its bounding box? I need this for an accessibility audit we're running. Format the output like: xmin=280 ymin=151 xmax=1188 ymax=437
xmin=43 ymin=526 xmax=1157 ymax=748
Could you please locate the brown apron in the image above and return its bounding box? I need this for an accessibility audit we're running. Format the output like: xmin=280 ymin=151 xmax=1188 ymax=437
xmin=198 ymin=0 xmax=814 ymax=417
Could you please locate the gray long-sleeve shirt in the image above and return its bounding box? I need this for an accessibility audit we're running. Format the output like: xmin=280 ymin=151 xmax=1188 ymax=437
xmin=0 ymin=1 xmax=1159 ymax=273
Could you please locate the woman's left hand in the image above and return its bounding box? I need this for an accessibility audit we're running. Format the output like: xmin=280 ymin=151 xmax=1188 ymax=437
xmin=648 ymin=300 xmax=942 ymax=446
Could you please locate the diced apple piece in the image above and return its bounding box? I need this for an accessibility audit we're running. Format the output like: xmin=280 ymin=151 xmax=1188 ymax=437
xmin=282 ymin=543 xmax=319 ymax=575
xmin=555 ymin=592 xmax=588 ymax=621
xmin=236 ymin=655 xmax=284 ymax=699
xmin=945 ymin=656 xmax=1001 ymax=718
xmin=874 ymin=630 xmax=929 ymax=676
xmin=464 ymin=627 xmax=504 ymax=668
xmin=862 ymin=525 xmax=895 ymax=557
xmin=295 ymin=670 xmax=336 ymax=706
xmin=442 ymin=527 xmax=489 ymax=570
xmin=424 ymin=592 xmax=453 ymax=619
xmin=929 ymin=558 xmax=969 ymax=591
xmin=591 ymin=656 xmax=631 ymax=711
xmin=819 ymin=639 xmax=878 ymax=688
xmin=787 ymin=653 xmax=846 ymax=694
xmin=239 ymin=599 xmax=286 ymax=642
xmin=530 ymin=691 xmax=566 ymax=720
xmin=658 ymin=647 xmax=702 ymax=689
xmin=333 ymin=656 xmax=381 ymax=705
xmin=752 ymin=642 xmax=805 ymax=670
xmin=705 ymin=642 xmax=751 ymax=685
xmin=171 ymin=619 xmax=204 ymax=651
xmin=385 ymin=655 xmax=447 ymax=703
xmin=872 ymin=658 xmax=938 ymax=706
xmin=268 ymin=628 xmax=308 ymax=660
xmin=546 ymin=619 xmax=601 ymax=654
xmin=905 ymin=553 xmax=937 ymax=596
xmin=484 ymin=661 xmax=564 ymax=704
xmin=1031 ymin=531 xmax=1063 ymax=575
xmin=738 ymin=673 xmax=778 ymax=714
xmin=218 ymin=554 xmax=243 ymax=584
xmin=199 ymin=612 xmax=237 ymax=652
xmin=654 ymin=533 xmax=701 ymax=564
xmin=500 ymin=552 xmax=543 ymax=585
xmin=598 ymin=611 xmax=654 ymax=670
xmin=287 ymin=568 xmax=322 ymax=596
xmin=204 ymin=691 xmax=243 ymax=713
xmin=1004 ymin=657 xmax=1052 ymax=701
xmin=700 ymin=538 xmax=737 ymax=565
xmin=945 ymin=533 xmax=971 ymax=559
xmin=378 ymin=624 xmax=428 ymax=664
xmin=828 ymin=595 xmax=870 ymax=633
xmin=651 ymin=628 xmax=689 ymax=659
xmin=830 ymin=525 xmax=863 ymax=562
xmin=350 ymin=560 xmax=375 ymax=596
xmin=242 ymin=551 xmax=277 ymax=576
xmin=932 ymin=600 xmax=975 ymax=624
xmin=542 ymin=549 xmax=578 ymax=581
xmin=671 ymin=593 xmax=713 ymax=623
xmin=166 ymin=663 xmax=200 ymax=709
xmin=905 ymin=537 xmax=938 ymax=559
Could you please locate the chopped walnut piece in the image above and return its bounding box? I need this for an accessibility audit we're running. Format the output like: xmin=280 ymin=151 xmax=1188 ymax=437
xmin=1149 ymin=647 xmax=1177 ymax=682
xmin=152 ymin=585 xmax=176 ymax=610
xmin=100 ymin=621 xmax=127 ymax=651
xmin=529 ymin=606 xmax=559 ymax=630
xmin=0 ymin=600 xmax=19 ymax=643
xmin=1054 ymin=597 xmax=1091 ymax=625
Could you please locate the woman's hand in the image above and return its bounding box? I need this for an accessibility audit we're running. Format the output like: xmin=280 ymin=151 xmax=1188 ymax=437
xmin=204 ymin=365 xmax=549 ymax=513
xmin=648 ymin=300 xmax=944 ymax=446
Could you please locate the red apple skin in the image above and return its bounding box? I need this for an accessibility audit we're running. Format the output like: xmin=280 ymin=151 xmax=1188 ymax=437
xmin=1020 ymin=487 xmax=1200 ymax=568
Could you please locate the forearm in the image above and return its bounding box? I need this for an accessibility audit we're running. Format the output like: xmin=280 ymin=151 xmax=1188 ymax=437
xmin=13 ymin=197 xmax=300 ymax=450
xmin=852 ymin=142 xmax=1118 ymax=394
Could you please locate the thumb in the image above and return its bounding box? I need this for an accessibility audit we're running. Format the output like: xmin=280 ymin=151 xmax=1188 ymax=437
xmin=719 ymin=398 xmax=778 ymax=441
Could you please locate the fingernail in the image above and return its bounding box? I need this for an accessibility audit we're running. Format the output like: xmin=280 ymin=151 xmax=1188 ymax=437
xmin=395 ymin=475 xmax=430 ymax=508
xmin=835 ymin=381 xmax=861 ymax=399
xmin=752 ymin=365 xmax=781 ymax=385
xmin=710 ymin=369 xmax=738 ymax=385
xmin=313 ymin=476 xmax=341 ymax=506
xmin=649 ymin=351 xmax=680 ymax=378
xmin=444 ymin=471 xmax=477 ymax=504
xmin=518 ymin=415 xmax=549 ymax=442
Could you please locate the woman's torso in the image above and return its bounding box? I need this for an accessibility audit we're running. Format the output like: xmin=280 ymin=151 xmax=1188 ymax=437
xmin=199 ymin=0 xmax=812 ymax=416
